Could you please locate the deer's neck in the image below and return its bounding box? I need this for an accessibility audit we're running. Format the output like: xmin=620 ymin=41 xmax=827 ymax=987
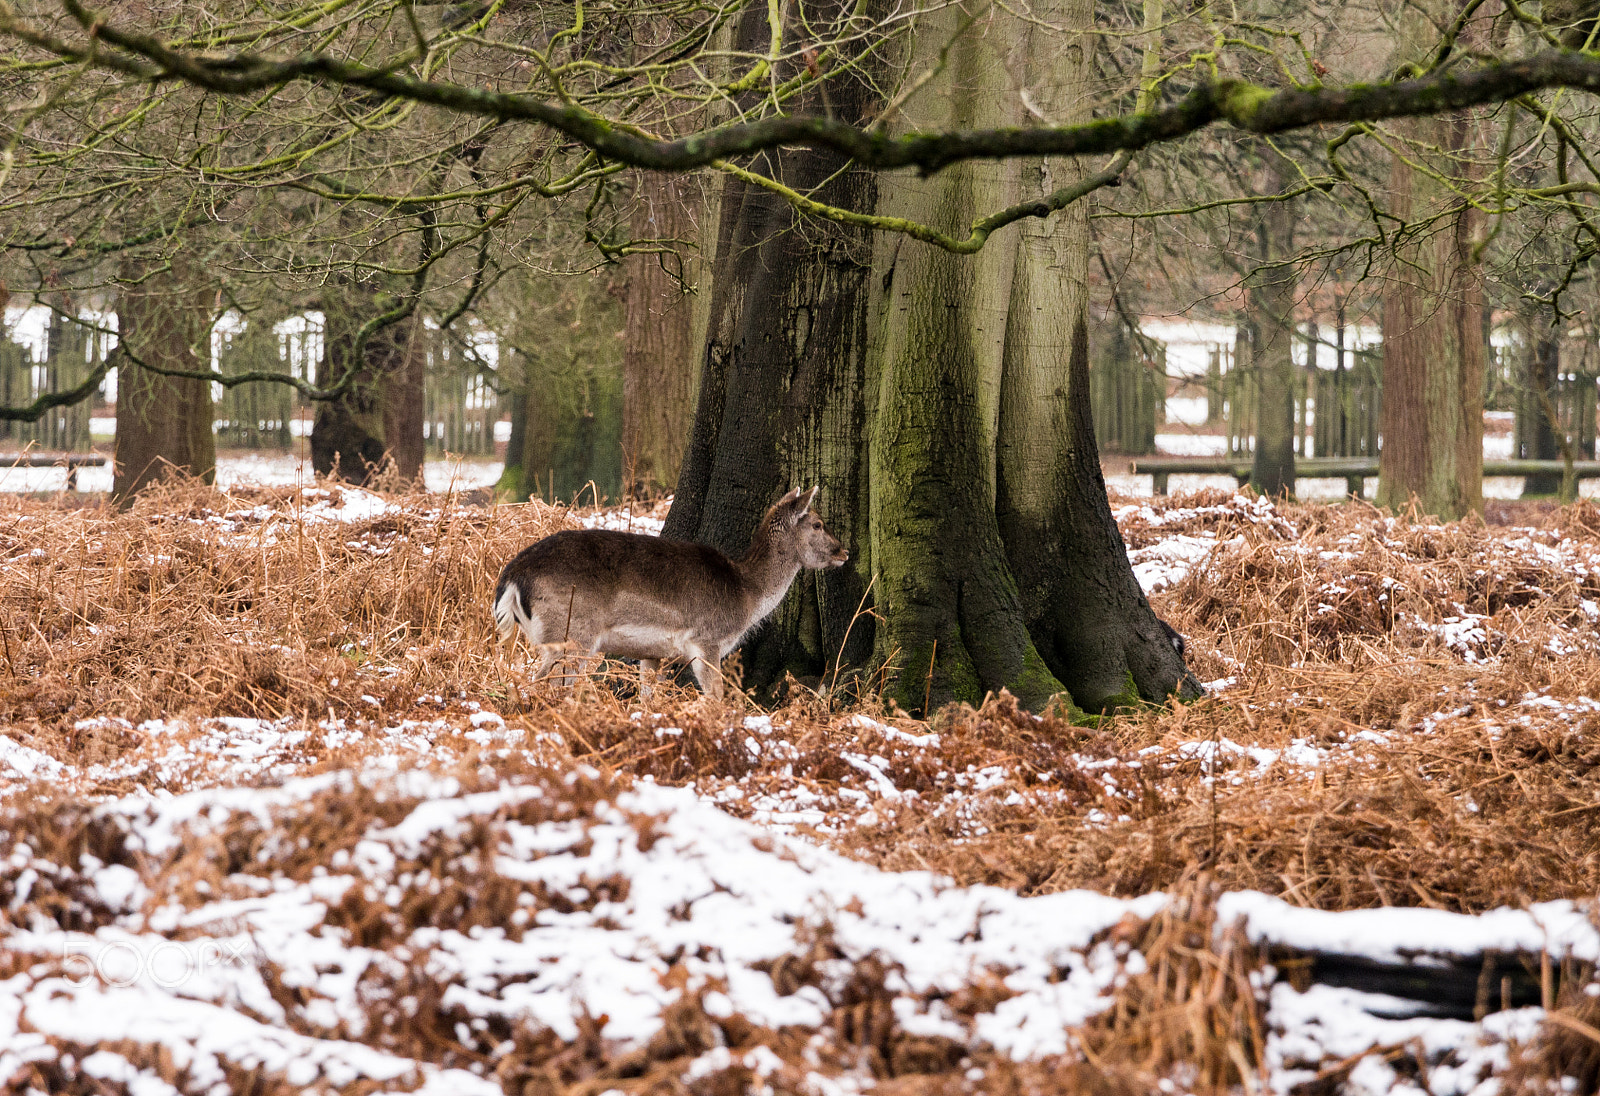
xmin=736 ymin=531 xmax=802 ymax=627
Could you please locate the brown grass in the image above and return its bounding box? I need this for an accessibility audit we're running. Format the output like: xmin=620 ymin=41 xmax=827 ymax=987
xmin=5 ymin=480 xmax=1600 ymax=1092
xmin=6 ymin=482 xmax=1600 ymax=906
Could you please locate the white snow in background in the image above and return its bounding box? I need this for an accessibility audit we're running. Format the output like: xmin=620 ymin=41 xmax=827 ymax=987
xmin=1113 ymin=493 xmax=1296 ymax=594
xmin=1163 ymin=397 xmax=1210 ymax=426
xmin=577 ymin=508 xmax=666 ymax=535
xmin=1105 ymin=470 xmax=1593 ymax=500
xmin=1483 ymin=433 xmax=1514 ymax=460
xmin=1127 ymin=534 xmax=1221 ymax=593
xmin=1153 ymin=432 xmax=1230 ymax=456
xmin=0 ymin=454 xmax=504 ymax=494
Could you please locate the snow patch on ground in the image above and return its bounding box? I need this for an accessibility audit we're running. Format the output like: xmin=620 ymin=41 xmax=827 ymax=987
xmin=0 ymin=454 xmax=503 ymax=495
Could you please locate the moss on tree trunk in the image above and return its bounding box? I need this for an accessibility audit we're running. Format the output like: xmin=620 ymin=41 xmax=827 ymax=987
xmin=663 ymin=1 xmax=1199 ymax=713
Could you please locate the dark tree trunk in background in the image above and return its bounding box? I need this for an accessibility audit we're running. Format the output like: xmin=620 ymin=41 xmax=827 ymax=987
xmin=1247 ymin=154 xmax=1298 ymax=498
xmin=311 ymin=294 xmax=422 ymax=485
xmin=662 ymin=0 xmax=876 ymax=692
xmin=497 ymin=380 xmax=530 ymax=499
xmin=113 ymin=261 xmax=217 ymax=503
xmin=380 ymin=313 xmax=427 ymax=483
xmin=498 ymin=349 xmax=623 ymax=504
xmin=1522 ymin=319 xmax=1563 ymax=497
xmin=621 ymin=173 xmax=697 ymax=496
xmin=665 ymin=0 xmax=1195 ymax=712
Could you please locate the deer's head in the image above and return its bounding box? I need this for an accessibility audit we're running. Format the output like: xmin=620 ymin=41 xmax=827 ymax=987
xmin=769 ymin=486 xmax=848 ymax=569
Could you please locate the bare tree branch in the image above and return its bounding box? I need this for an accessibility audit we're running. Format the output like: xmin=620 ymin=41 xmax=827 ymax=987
xmin=14 ymin=2 xmax=1600 ymax=174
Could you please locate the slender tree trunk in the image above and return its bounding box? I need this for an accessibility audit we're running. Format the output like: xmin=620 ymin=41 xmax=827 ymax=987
xmin=1375 ymin=3 xmax=1487 ymax=520
xmin=1521 ymin=315 xmax=1563 ymax=497
xmin=380 ymin=312 xmax=427 ymax=484
xmin=113 ymin=262 xmax=216 ymax=503
xmin=1248 ymin=155 xmax=1298 ymax=497
xmin=621 ymin=174 xmax=697 ymax=496
xmin=1375 ymin=129 xmax=1486 ymax=520
xmin=498 ymin=350 xmax=623 ymax=504
xmin=496 ymin=372 xmax=530 ymax=501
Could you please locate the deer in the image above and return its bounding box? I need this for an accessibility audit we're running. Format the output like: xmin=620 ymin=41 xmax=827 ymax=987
xmin=492 ymin=487 xmax=848 ymax=699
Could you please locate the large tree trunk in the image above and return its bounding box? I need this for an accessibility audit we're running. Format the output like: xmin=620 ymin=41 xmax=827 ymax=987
xmin=112 ymin=262 xmax=216 ymax=503
xmin=1375 ymin=3 xmax=1487 ymax=520
xmin=867 ymin=100 xmax=1061 ymax=712
xmin=664 ymin=3 xmax=1195 ymax=712
xmin=621 ymin=174 xmax=698 ymax=496
xmin=993 ymin=14 xmax=1195 ymax=709
xmin=1247 ymin=155 xmax=1298 ymax=498
xmin=662 ymin=3 xmax=877 ymax=694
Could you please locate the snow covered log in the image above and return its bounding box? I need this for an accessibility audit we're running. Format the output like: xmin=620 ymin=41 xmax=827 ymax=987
xmin=1220 ymin=892 xmax=1600 ymax=1020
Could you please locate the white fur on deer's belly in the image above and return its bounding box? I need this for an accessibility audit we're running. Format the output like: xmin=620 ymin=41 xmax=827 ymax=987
xmin=593 ymin=623 xmax=703 ymax=662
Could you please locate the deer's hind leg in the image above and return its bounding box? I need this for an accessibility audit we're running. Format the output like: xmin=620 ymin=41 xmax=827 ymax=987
xmin=529 ymin=642 xmax=565 ymax=688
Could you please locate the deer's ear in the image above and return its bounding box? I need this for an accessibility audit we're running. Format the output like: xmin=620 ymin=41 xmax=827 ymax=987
xmin=777 ymin=487 xmax=802 ymax=507
xmin=796 ymin=487 xmax=819 ymax=513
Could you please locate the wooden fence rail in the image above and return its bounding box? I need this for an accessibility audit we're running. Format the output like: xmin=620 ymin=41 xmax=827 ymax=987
xmin=1132 ymin=456 xmax=1600 ymax=497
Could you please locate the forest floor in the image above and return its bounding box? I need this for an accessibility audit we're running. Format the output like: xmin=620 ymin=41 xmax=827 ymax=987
xmin=2 ymin=483 xmax=1599 ymax=1095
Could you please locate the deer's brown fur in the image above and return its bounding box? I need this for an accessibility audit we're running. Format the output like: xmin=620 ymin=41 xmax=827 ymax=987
xmin=493 ymin=487 xmax=847 ymax=697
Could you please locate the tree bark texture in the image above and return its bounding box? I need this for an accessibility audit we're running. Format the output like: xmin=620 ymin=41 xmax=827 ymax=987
xmin=663 ymin=1 xmax=878 ymax=693
xmin=621 ymin=173 xmax=698 ymax=496
xmin=1247 ymin=154 xmax=1298 ymax=498
xmin=1375 ymin=114 xmax=1486 ymax=521
xmin=992 ymin=13 xmax=1197 ymax=708
xmin=112 ymin=262 xmax=217 ymax=503
xmin=664 ymin=3 xmax=1197 ymax=712
xmin=380 ymin=311 xmax=427 ymax=483
xmin=1376 ymin=1 xmax=1487 ymax=521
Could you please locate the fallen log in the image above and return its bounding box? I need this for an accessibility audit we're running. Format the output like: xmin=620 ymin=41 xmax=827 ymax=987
xmin=1220 ymin=892 xmax=1599 ymax=1020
